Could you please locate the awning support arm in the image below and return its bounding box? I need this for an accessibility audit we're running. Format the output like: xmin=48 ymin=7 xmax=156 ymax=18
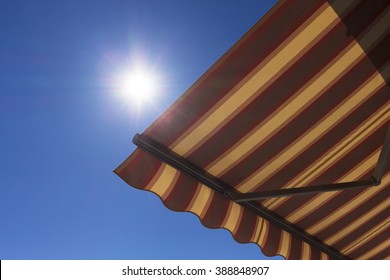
xmin=230 ymin=178 xmax=378 ymax=202
xmin=232 ymin=124 xmax=390 ymax=202
xmin=372 ymin=125 xmax=390 ymax=183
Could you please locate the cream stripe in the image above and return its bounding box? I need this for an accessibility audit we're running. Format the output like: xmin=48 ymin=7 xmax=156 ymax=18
xmin=186 ymin=183 xmax=214 ymax=217
xmin=237 ymin=69 xmax=387 ymax=193
xmin=309 ymin=173 xmax=390 ymax=237
xmin=324 ymin=196 xmax=390 ymax=245
xmin=320 ymin=251 xmax=330 ymax=260
xmin=185 ymin=183 xmax=202 ymax=212
xmin=278 ymin=230 xmax=291 ymax=259
xmin=171 ymin=2 xmax=346 ymax=156
xmin=357 ymin=236 xmax=390 ymax=260
xmin=250 ymin=217 xmax=261 ymax=242
xmin=161 ymin=173 xmax=181 ymax=200
xmin=264 ymin=103 xmax=390 ymax=210
xmin=221 ymin=202 xmax=243 ymax=233
xmin=148 ymin=164 xmax=178 ymax=197
xmin=251 ymin=217 xmax=263 ymax=244
xmin=342 ymin=218 xmax=390 ymax=255
xmin=285 ymin=149 xmax=381 ymax=222
xmin=231 ymin=205 xmax=244 ymax=235
xmin=257 ymin=219 xmax=269 ymax=248
xmin=302 ymin=242 xmax=311 ymax=259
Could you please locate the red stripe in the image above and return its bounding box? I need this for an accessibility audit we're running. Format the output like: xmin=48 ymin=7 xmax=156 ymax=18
xmin=309 ymin=246 xmax=322 ymax=260
xmin=288 ymin=236 xmax=303 ymax=259
xmin=115 ymin=150 xmax=162 ymax=190
xmin=262 ymin=224 xmax=281 ymax=257
xmin=231 ymin=209 xmax=257 ymax=243
xmin=201 ymin=192 xmax=230 ymax=229
xmin=164 ymin=173 xmax=199 ymax=211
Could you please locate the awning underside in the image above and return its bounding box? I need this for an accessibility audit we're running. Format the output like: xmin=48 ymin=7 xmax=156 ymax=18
xmin=115 ymin=0 xmax=390 ymax=259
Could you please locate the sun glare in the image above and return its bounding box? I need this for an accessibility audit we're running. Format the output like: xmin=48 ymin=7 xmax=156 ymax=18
xmin=118 ymin=69 xmax=158 ymax=106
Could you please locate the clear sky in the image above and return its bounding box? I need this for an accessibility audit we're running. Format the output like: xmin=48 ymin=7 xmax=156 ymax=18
xmin=0 ymin=0 xmax=283 ymax=259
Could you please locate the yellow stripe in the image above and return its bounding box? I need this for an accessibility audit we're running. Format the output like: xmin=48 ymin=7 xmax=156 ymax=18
xmin=171 ymin=2 xmax=345 ymax=156
xmin=301 ymin=242 xmax=311 ymax=259
xmin=250 ymin=217 xmax=263 ymax=244
xmin=320 ymin=251 xmax=330 ymax=260
xmin=221 ymin=202 xmax=242 ymax=233
xmin=265 ymin=104 xmax=390 ymax=209
xmin=185 ymin=183 xmax=201 ymax=212
xmin=357 ymin=236 xmax=390 ymax=260
xmin=250 ymin=218 xmax=261 ymax=242
xmin=186 ymin=183 xmax=214 ymax=217
xmin=257 ymin=219 xmax=269 ymax=248
xmin=148 ymin=163 xmax=178 ymax=197
xmin=342 ymin=218 xmax=390 ymax=255
xmin=308 ymin=173 xmax=390 ymax=237
xmin=237 ymin=69 xmax=388 ymax=193
xmin=285 ymin=149 xmax=381 ymax=222
xmin=278 ymin=230 xmax=291 ymax=259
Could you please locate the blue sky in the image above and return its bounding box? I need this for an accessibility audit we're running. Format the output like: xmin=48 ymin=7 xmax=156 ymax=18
xmin=0 ymin=0 xmax=283 ymax=259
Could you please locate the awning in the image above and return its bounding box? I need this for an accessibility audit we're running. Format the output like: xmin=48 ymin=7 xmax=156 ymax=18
xmin=115 ymin=0 xmax=390 ymax=259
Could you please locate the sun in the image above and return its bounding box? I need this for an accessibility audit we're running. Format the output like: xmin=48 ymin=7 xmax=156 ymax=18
xmin=117 ymin=68 xmax=158 ymax=106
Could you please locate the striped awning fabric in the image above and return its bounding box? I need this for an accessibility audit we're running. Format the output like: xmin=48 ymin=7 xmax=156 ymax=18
xmin=115 ymin=0 xmax=390 ymax=259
